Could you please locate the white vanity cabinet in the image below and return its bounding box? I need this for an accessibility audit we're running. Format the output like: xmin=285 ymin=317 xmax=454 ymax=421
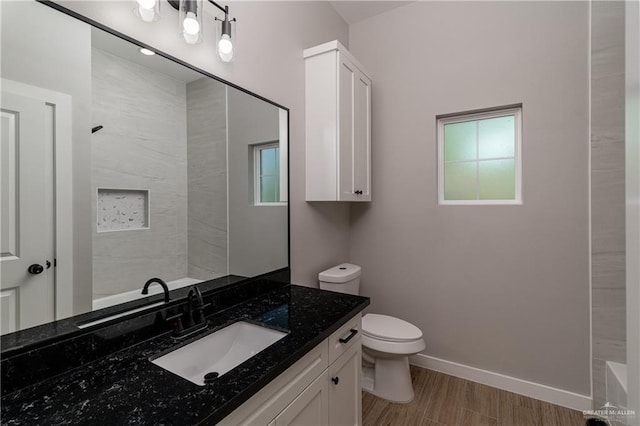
xmin=304 ymin=41 xmax=372 ymax=202
xmin=220 ymin=314 xmax=362 ymax=426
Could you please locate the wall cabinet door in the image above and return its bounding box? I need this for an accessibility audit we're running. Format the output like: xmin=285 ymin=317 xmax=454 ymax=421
xmin=328 ymin=342 xmax=362 ymax=426
xmin=353 ymin=71 xmax=371 ymax=201
xmin=276 ymin=371 xmax=329 ymax=426
xmin=338 ymin=53 xmax=371 ymax=202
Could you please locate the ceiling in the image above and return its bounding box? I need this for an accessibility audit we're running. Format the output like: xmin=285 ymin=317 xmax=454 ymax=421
xmin=328 ymin=1 xmax=414 ymax=25
xmin=91 ymin=27 xmax=204 ymax=83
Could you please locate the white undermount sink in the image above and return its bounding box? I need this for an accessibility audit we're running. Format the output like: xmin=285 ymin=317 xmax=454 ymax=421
xmin=151 ymin=321 xmax=287 ymax=386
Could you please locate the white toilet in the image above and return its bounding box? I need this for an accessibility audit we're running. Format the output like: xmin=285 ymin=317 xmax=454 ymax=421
xmin=318 ymin=263 xmax=426 ymax=403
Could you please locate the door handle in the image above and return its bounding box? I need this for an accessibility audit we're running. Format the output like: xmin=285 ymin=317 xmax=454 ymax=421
xmin=28 ymin=264 xmax=44 ymax=275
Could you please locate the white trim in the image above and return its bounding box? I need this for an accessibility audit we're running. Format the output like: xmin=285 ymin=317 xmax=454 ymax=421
xmin=587 ymin=0 xmax=594 ymax=405
xmin=278 ymin=108 xmax=288 ymax=203
xmin=437 ymin=106 xmax=522 ymax=205
xmin=625 ymin=0 xmax=640 ymax=416
xmin=1 ymin=79 xmax=74 ymax=320
xmin=409 ymin=353 xmax=592 ymax=411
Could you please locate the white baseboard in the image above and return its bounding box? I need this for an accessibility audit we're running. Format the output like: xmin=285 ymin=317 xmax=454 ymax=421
xmin=409 ymin=353 xmax=592 ymax=412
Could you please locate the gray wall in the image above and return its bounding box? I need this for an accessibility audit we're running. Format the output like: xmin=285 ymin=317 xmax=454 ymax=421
xmin=57 ymin=0 xmax=351 ymax=287
xmin=91 ymin=48 xmax=188 ymax=297
xmin=349 ymin=1 xmax=591 ymax=395
xmin=227 ymin=88 xmax=287 ymax=277
xmin=187 ymin=77 xmax=228 ymax=280
xmin=1 ymin=1 xmax=93 ymax=313
xmin=590 ymin=1 xmax=627 ymax=408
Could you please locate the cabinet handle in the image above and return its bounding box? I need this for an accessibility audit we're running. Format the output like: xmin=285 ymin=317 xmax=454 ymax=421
xmin=339 ymin=328 xmax=358 ymax=344
xmin=331 ymin=376 xmax=339 ymax=385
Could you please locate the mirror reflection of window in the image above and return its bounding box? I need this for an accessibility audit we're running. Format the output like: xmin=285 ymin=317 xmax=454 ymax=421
xmin=254 ymin=142 xmax=283 ymax=205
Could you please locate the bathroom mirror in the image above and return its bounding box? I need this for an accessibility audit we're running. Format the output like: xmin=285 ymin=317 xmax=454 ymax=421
xmin=0 ymin=1 xmax=288 ymax=335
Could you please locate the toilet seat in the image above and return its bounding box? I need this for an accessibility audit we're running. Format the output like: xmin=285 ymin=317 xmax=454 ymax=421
xmin=361 ymin=314 xmax=426 ymax=355
xmin=362 ymin=314 xmax=423 ymax=342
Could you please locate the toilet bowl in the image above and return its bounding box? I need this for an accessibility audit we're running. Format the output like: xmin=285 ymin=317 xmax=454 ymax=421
xmin=318 ymin=263 xmax=426 ymax=403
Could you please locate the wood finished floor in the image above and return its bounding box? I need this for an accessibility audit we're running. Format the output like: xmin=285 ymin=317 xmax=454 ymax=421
xmin=362 ymin=366 xmax=586 ymax=426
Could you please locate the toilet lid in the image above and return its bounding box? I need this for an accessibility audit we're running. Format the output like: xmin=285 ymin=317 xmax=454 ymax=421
xmin=362 ymin=314 xmax=423 ymax=342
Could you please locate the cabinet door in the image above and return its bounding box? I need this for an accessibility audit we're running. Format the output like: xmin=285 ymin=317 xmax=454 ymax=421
xmin=353 ymin=71 xmax=371 ymax=201
xmin=338 ymin=53 xmax=357 ymax=201
xmin=276 ymin=371 xmax=329 ymax=426
xmin=220 ymin=343 xmax=328 ymax=426
xmin=328 ymin=342 xmax=362 ymax=426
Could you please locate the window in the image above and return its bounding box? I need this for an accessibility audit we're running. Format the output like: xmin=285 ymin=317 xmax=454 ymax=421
xmin=254 ymin=142 xmax=282 ymax=205
xmin=437 ymin=106 xmax=522 ymax=205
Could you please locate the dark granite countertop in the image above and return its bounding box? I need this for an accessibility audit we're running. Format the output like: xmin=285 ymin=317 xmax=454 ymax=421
xmin=0 ymin=285 xmax=369 ymax=425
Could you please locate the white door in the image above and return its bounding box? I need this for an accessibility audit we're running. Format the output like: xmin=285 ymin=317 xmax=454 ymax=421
xmin=1 ymin=89 xmax=56 ymax=334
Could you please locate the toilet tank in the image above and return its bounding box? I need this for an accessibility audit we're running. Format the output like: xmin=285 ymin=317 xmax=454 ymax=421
xmin=318 ymin=263 xmax=361 ymax=295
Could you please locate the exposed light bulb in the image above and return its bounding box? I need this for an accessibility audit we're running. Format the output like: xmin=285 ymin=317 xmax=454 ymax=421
xmin=135 ymin=0 xmax=158 ymax=22
xmin=139 ymin=48 xmax=155 ymax=56
xmin=218 ymin=34 xmax=233 ymax=55
xmin=183 ymin=12 xmax=200 ymax=35
xmin=138 ymin=6 xmax=155 ymax=22
xmin=137 ymin=0 xmax=156 ymax=9
xmin=182 ymin=11 xmax=200 ymax=44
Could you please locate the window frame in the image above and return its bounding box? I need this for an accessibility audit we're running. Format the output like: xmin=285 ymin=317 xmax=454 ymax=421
xmin=437 ymin=106 xmax=522 ymax=206
xmin=253 ymin=142 xmax=286 ymax=206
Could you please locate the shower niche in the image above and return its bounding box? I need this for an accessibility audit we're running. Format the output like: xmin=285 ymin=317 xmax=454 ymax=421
xmin=97 ymin=188 xmax=149 ymax=232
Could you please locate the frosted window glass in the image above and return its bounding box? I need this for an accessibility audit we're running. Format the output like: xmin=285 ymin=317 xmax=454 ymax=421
xmin=444 ymin=121 xmax=476 ymax=162
xmin=444 ymin=162 xmax=477 ymax=200
xmin=261 ymin=147 xmax=277 ymax=175
xmin=478 ymin=116 xmax=515 ymax=159
xmin=478 ymin=159 xmax=515 ymax=200
xmin=261 ymin=175 xmax=278 ymax=202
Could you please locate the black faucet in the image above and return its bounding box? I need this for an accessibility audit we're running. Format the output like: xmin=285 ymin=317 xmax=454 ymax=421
xmin=141 ymin=278 xmax=170 ymax=303
xmin=170 ymin=285 xmax=210 ymax=339
xmin=187 ymin=286 xmax=207 ymax=326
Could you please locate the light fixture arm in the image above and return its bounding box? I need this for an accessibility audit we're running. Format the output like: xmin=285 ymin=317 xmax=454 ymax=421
xmin=208 ymin=0 xmax=227 ymax=15
xmin=210 ymin=1 xmax=236 ymax=37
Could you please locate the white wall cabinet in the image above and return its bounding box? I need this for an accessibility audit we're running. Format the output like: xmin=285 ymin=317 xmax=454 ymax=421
xmin=221 ymin=314 xmax=362 ymax=426
xmin=304 ymin=41 xmax=371 ymax=202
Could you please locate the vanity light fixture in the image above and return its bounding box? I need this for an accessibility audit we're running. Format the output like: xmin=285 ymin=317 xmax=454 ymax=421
xmin=133 ymin=0 xmax=236 ymax=61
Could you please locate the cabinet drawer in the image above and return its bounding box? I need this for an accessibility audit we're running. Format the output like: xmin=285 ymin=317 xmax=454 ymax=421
xmin=328 ymin=313 xmax=361 ymax=364
xmin=219 ymin=341 xmax=329 ymax=426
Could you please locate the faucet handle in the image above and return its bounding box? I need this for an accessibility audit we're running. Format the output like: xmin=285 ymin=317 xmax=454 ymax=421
xmin=165 ymin=312 xmax=184 ymax=333
xmin=194 ymin=303 xmax=211 ymax=324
